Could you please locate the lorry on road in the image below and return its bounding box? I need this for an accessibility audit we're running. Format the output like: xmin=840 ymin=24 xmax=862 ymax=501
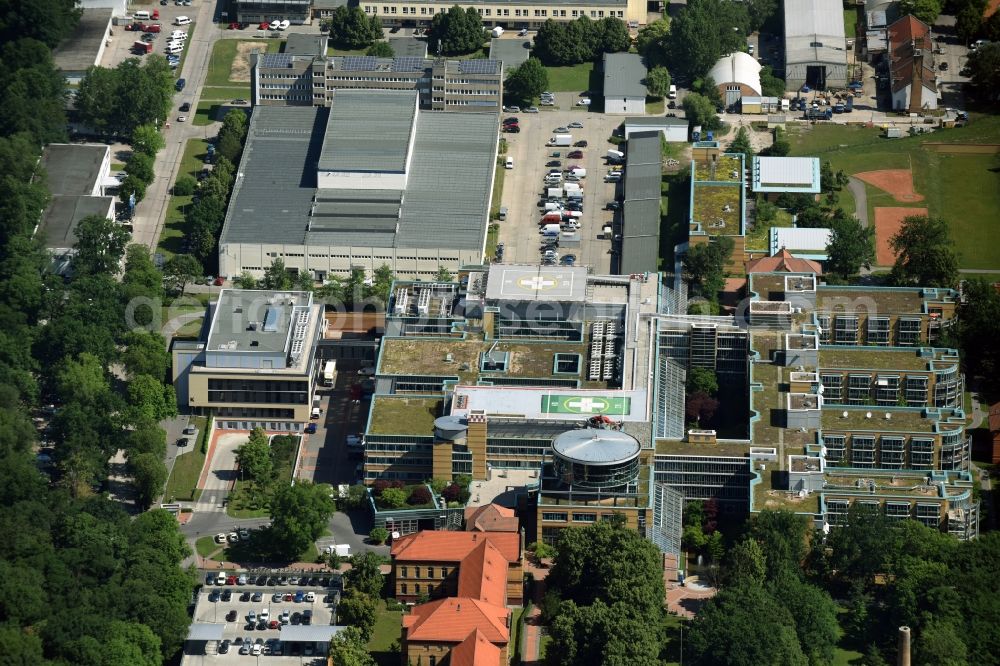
xmin=547 ymin=134 xmax=573 ymax=147
xmin=322 ymin=360 xmax=337 ymax=387
xmin=805 ymin=108 xmax=833 ymax=121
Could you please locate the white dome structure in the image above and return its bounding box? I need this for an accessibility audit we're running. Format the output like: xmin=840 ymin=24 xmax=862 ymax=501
xmin=707 ymin=51 xmax=763 ymax=101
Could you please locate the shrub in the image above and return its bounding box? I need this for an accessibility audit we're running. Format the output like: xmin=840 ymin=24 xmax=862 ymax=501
xmin=372 ymin=479 xmax=391 ymax=497
xmin=173 ymin=175 xmax=196 ymax=196
xmin=379 ymin=487 xmax=407 ymax=508
xmin=369 ymin=527 xmax=389 ymax=544
xmin=441 ymin=483 xmax=461 ymax=502
xmin=407 ymin=485 xmax=432 ymax=506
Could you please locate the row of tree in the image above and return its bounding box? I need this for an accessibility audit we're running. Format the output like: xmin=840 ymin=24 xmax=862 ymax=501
xmin=0 ymin=6 xmax=196 ymax=661
xmin=76 ymin=55 xmax=175 ymax=138
xmin=531 ymin=16 xmax=631 ymax=66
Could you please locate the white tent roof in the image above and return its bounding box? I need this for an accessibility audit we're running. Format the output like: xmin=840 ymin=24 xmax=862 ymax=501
xmin=187 ymin=624 xmax=226 ymax=641
xmin=707 ymin=52 xmax=762 ymax=96
xmin=784 ymin=0 xmax=847 ymax=66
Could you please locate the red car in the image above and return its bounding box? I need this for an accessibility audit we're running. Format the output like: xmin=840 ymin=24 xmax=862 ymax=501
xmin=213 ymin=276 xmax=225 ymax=286
xmin=226 ymin=575 xmax=237 ymax=585
xmin=229 ymin=21 xmax=239 ymax=29
xmin=283 ymin=593 xmax=293 ymax=602
xmin=259 ymin=21 xmax=270 ymax=30
xmin=152 ymin=9 xmax=159 ymax=19
xmin=269 ymin=620 xmax=280 ymax=629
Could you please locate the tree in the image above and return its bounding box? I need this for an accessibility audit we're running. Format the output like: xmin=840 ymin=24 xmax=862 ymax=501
xmin=269 ymin=481 xmax=335 ymax=559
xmin=645 ymin=66 xmax=672 ymax=98
xmin=956 ymin=279 xmax=1000 ymax=390
xmin=236 ymin=428 xmax=273 ymax=483
xmin=163 ymin=255 xmax=202 ymax=295
xmin=532 ymin=20 xmax=579 ymax=66
xmin=429 ymin=5 xmax=483 ymax=56
xmin=682 ymin=236 xmax=733 ymax=296
xmin=338 ymin=590 xmax=378 ymax=640
xmin=727 ymin=538 xmax=767 ymax=587
xmin=505 ymin=57 xmax=549 ymax=106
xmin=121 ymin=331 xmax=170 ymax=380
xmin=956 ymin=1 xmax=987 ymax=45
xmin=378 ymin=487 xmax=407 ymax=508
xmin=118 ymin=173 xmax=147 ymax=205
xmin=687 ymin=366 xmax=718 ymax=396
xmin=368 ymin=526 xmax=388 ymax=544
xmin=899 ymin=0 xmax=943 ymax=23
xmin=262 ymin=258 xmax=294 ymax=290
xmin=889 ymin=215 xmax=958 ymax=287
xmin=727 ymin=126 xmax=754 ymax=160
xmin=666 ymin=0 xmax=748 ymax=81
xmin=126 ymin=374 xmax=177 ymax=423
xmin=749 ymin=510 xmax=810 ymax=581
xmin=962 ymin=43 xmax=1000 ymax=100
xmin=365 ymin=41 xmax=394 ymax=57
xmin=130 ymin=452 xmax=167 ymax=510
xmin=682 ymin=92 xmax=722 ymax=130
xmin=346 ymin=552 xmax=386 ymax=598
xmin=762 ymin=125 xmax=790 ymax=156
xmin=774 ymin=573 xmax=840 ymax=665
xmin=328 ymin=6 xmax=382 ymax=49
xmin=759 ymin=64 xmax=786 ymax=98
xmin=916 ymin=620 xmax=967 ymax=666
xmin=745 ymin=0 xmax=778 ymax=31
xmin=546 ymin=599 xmax=663 ymax=666
xmin=172 ymin=174 xmax=196 ymax=196
xmin=826 ymin=213 xmax=875 ymax=278
xmin=125 ymin=151 xmax=155 ymax=185
xmin=328 ymin=626 xmax=376 ymax=666
xmin=687 ymin=584 xmax=808 ymax=666
xmin=72 ymin=214 xmax=130 ymax=276
xmin=369 ymin=263 xmax=394 ymax=304
xmin=595 ymin=17 xmax=631 ymax=54
xmin=434 ymin=265 xmax=454 ymax=282
xmin=685 ymin=391 xmax=719 ymax=426
xmin=131 ymin=124 xmax=165 ymax=157
xmin=636 ymin=19 xmax=670 ymax=66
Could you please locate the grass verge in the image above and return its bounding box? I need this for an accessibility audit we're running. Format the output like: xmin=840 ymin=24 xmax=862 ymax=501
xmin=843 ymin=7 xmax=858 ymax=39
xmin=196 ymin=535 xmax=225 ymax=558
xmin=367 ymin=599 xmax=404 ymax=666
xmin=646 ymin=96 xmax=665 ymax=114
xmin=156 ymin=138 xmax=212 ymax=258
xmin=490 ymin=160 xmax=505 ymax=219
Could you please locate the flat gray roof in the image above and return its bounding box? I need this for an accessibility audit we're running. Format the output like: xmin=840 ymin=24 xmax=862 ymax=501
xmin=621 ymin=133 xmax=661 ymax=274
xmin=319 ymin=90 xmax=416 ymax=173
xmin=284 ymin=32 xmax=328 ymax=56
xmin=38 ymin=195 xmax=114 ymax=250
xmin=626 ymin=132 xmax=661 ymax=168
xmin=388 ymin=36 xmax=428 ymax=58
xmin=206 ymin=289 xmax=312 ymax=354
xmin=626 ymin=116 xmax=688 ymax=127
xmin=53 ymin=8 xmax=111 ymax=73
xmin=279 ymin=625 xmax=347 ymax=642
xmin=220 ymin=106 xmax=326 ymax=246
xmin=784 ymin=0 xmax=847 ymax=66
xmin=603 ymin=53 xmax=647 ymax=99
xmin=187 ymin=624 xmax=226 ymax=641
xmin=489 ymin=38 xmax=531 ymax=72
xmin=220 ymin=101 xmax=497 ymax=252
xmin=40 ymin=144 xmax=109 ymax=196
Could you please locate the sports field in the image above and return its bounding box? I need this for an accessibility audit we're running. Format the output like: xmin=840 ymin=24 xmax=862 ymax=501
xmin=785 ymin=118 xmax=1000 ymax=270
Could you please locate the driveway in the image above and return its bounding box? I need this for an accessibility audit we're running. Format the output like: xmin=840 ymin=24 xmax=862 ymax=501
xmin=499 ymin=102 xmax=622 ymax=271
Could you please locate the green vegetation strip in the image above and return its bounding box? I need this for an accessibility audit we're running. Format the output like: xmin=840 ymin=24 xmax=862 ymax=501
xmin=544 ymin=62 xmax=595 ymax=92
xmin=156 ymin=138 xmax=211 ymax=258
xmin=367 ymin=600 xmax=404 ymax=654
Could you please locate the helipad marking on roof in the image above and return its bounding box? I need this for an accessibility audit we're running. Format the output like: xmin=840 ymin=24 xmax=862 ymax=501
xmin=541 ymin=395 xmax=631 ymax=414
xmin=516 ymin=275 xmax=559 ymax=290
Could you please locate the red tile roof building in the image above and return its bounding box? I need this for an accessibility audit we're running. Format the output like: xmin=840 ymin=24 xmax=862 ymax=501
xmin=464 ymin=503 xmax=519 ymax=533
xmin=746 ymin=248 xmax=823 ymax=275
xmin=886 ymin=15 xmax=938 ymax=112
xmin=397 ymin=531 xmax=521 ymax=666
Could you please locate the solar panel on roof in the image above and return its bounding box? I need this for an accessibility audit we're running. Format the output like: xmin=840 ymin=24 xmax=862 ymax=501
xmin=392 ymin=56 xmax=427 ymax=72
xmin=341 ymin=56 xmax=377 ymax=71
xmin=260 ymin=53 xmax=293 ymax=68
xmin=459 ymin=59 xmax=500 ymax=75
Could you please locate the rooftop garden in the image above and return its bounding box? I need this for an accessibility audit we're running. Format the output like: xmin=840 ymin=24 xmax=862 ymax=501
xmin=692 ymin=184 xmax=742 ymax=236
xmin=370 ymin=481 xmax=439 ymax=511
xmin=368 ymin=396 xmax=443 ymax=436
xmin=694 ymin=155 xmax=742 ymax=183
xmin=820 ymin=408 xmax=936 ymax=433
xmin=815 ymin=288 xmax=925 ymax=314
xmin=752 ymin=464 xmax=820 ymax=514
xmin=818 ymin=347 xmax=938 ymax=371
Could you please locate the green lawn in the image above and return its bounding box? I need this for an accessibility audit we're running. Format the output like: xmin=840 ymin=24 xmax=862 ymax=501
xmin=226 ymin=434 xmax=300 ymax=518
xmin=843 ymin=7 xmax=858 ymax=39
xmin=328 ymin=46 xmax=371 ymax=56
xmin=196 ymin=535 xmax=225 ymax=558
xmin=490 ymin=160 xmax=505 ymax=220
xmin=163 ymin=417 xmax=209 ymax=502
xmin=206 ymin=39 xmax=280 ymax=87
xmin=367 ymin=600 xmax=403 ymax=665
xmin=545 ymin=62 xmax=596 ymax=92
xmin=646 ymin=97 xmax=665 ymax=115
xmin=785 ymin=119 xmax=1000 ymax=270
xmin=156 ymin=138 xmax=212 ymax=258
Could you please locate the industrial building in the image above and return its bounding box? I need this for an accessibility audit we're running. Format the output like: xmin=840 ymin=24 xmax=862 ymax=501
xmin=217 ymin=90 xmax=498 ymax=280
xmin=171 ymin=289 xmax=325 ymax=431
xmin=618 ymin=131 xmax=661 ymax=274
xmin=623 ymin=116 xmax=689 ymax=142
xmin=35 ymin=143 xmax=116 ymax=274
xmin=707 ymin=52 xmax=763 ymax=106
xmin=603 ymin=52 xmax=648 ymax=115
xmin=231 ymin=0 xmax=311 ymax=24
xmin=783 ymin=0 xmax=848 ymax=90
xmin=252 ymin=52 xmax=503 ymax=112
xmin=751 ymin=156 xmax=822 ymax=196
xmin=358 ymin=0 xmax=642 ymax=30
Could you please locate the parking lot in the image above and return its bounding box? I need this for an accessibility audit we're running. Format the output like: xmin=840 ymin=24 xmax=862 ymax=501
xmin=190 ymin=575 xmax=342 ymax=662
xmin=497 ymin=94 xmax=625 ymax=272
xmin=99 ymin=1 xmax=200 ymax=71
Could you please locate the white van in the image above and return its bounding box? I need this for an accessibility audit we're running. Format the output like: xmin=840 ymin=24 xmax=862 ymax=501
xmin=170 ymin=31 xmax=188 ymax=39
xmin=543 ymin=202 xmax=563 ymax=212
xmin=505 ymin=157 xmax=514 ymax=169
xmin=668 ymin=84 xmax=677 ymax=99
xmin=166 ymin=44 xmax=183 ymax=54
xmin=540 ymin=224 xmax=560 ymax=235
xmin=563 ymin=182 xmax=581 ymax=192
xmin=134 ymin=10 xmax=150 ymax=20
xmin=566 ymin=190 xmax=583 ymax=200
xmin=174 ymin=15 xmax=191 ymax=25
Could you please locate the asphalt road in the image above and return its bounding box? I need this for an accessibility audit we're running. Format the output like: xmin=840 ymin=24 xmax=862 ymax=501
xmin=498 ymin=99 xmax=621 ymax=271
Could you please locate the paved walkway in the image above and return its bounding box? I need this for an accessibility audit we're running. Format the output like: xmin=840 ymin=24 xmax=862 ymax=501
xmin=847 ymin=176 xmax=869 ymax=227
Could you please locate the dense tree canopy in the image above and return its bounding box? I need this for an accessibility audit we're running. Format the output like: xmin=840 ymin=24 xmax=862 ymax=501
xmin=76 ymin=57 xmax=175 ymax=137
xmin=955 ymin=278 xmax=1000 ymax=390
xmin=505 ymin=57 xmax=549 ymax=105
xmin=661 ymin=0 xmax=748 ymax=81
xmin=268 ymin=481 xmax=335 ymax=559
xmin=429 ymin=6 xmax=484 ymax=56
xmin=962 ymin=42 xmax=1000 ymax=102
xmin=889 ymin=215 xmax=959 ymax=287
xmin=532 ymin=16 xmax=631 ymax=66
xmin=325 ymin=6 xmax=382 ymax=49
xmin=826 ymin=211 xmax=875 ymax=279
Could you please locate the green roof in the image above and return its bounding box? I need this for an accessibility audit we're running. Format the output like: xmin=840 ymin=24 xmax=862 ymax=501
xmin=816 ymin=287 xmax=924 ymax=314
xmin=818 ymin=348 xmax=946 ymax=371
xmin=753 ymin=463 xmax=820 ymax=514
xmin=820 ymin=408 xmax=956 ymax=433
xmin=368 ymin=396 xmax=442 ymax=435
xmin=655 ymin=439 xmax=751 ymax=457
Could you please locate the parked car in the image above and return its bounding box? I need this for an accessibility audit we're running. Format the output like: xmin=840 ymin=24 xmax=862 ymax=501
xmin=252 ymin=592 xmax=262 ymax=602
xmin=503 ymin=116 xmax=519 ymax=124
xmin=546 ymin=160 xmax=561 ymax=167
xmin=504 ymin=125 xmax=520 ymax=133
xmin=304 ymin=423 xmax=317 ymax=434
xmin=567 ymin=150 xmax=584 ymax=159
xmin=226 ymin=610 xmax=238 ymax=622
xmin=208 ymin=590 xmax=220 ymax=602
xmin=215 ymin=533 xmax=227 ymax=544
xmin=568 ymin=121 xmax=583 ymax=129
xmin=574 ymin=140 xmax=588 ymax=147
xmin=221 ymin=590 xmax=232 ymax=602
xmin=577 ymin=98 xmax=591 ymax=105
xmin=525 ymin=106 xmax=539 ymax=112
xmin=554 ymin=126 xmax=568 ymax=133
xmin=503 ymin=105 xmax=520 ymax=112
xmin=219 ymin=640 xmax=231 ymax=654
